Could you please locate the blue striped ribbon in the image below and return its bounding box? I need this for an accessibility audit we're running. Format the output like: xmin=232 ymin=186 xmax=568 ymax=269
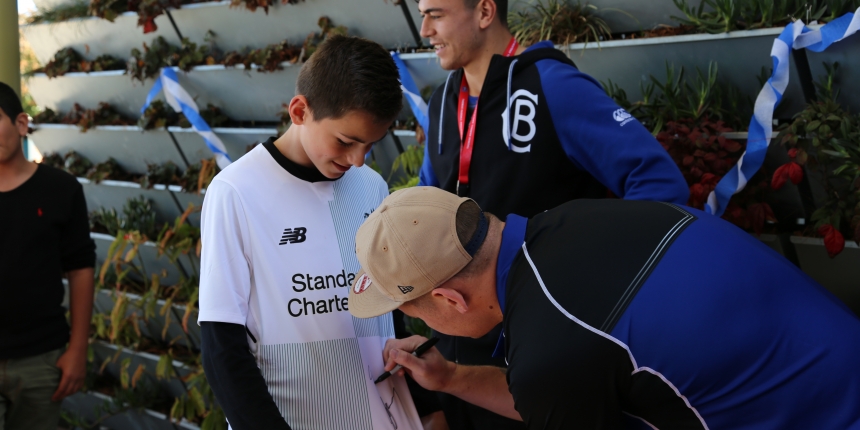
xmin=391 ymin=52 xmax=430 ymax=132
xmin=141 ymin=67 xmax=233 ymax=169
xmin=706 ymin=8 xmax=860 ymax=216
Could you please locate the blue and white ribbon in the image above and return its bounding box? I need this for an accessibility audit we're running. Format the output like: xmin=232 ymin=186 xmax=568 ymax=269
xmin=706 ymin=8 xmax=860 ymax=216
xmin=142 ymin=67 xmax=233 ymax=169
xmin=391 ymin=52 xmax=430 ymax=132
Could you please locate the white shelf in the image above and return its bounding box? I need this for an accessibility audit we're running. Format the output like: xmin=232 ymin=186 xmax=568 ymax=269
xmin=31 ymin=124 xmax=263 ymax=173
xmin=21 ymin=12 xmax=181 ymax=66
xmin=169 ymin=0 xmax=423 ymax=53
xmin=23 ymin=0 xmax=425 ymax=66
xmin=26 ymin=64 xmax=300 ymax=122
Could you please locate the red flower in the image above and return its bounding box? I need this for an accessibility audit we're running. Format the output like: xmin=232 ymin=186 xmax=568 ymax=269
xmin=690 ymin=183 xmax=705 ymax=199
xmin=771 ymin=162 xmax=804 ymax=190
xmin=819 ymin=224 xmax=845 ymax=258
xmin=788 ymin=148 xmax=798 ymax=159
xmin=700 ymin=173 xmax=719 ymax=188
xmin=143 ymin=18 xmax=158 ymax=34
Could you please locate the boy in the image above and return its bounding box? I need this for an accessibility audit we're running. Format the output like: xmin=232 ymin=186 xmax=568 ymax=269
xmin=198 ymin=36 xmax=423 ymax=429
xmin=0 ymin=81 xmax=95 ymax=430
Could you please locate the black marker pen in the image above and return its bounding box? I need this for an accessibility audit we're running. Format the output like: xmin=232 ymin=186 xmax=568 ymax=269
xmin=374 ymin=337 xmax=440 ymax=384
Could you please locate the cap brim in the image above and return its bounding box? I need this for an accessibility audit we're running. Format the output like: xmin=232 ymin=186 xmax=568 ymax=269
xmin=348 ymin=269 xmax=402 ymax=319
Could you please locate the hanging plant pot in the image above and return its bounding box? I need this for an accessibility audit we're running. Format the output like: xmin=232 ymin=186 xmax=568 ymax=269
xmin=95 ymin=289 xmax=201 ymax=350
xmin=790 ymin=236 xmax=860 ymax=316
xmin=92 ymin=340 xmax=195 ymax=400
xmin=62 ymin=391 xmax=200 ymax=430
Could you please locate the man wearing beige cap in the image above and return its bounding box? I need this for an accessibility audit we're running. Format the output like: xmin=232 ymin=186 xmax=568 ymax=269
xmin=349 ymin=186 xmax=860 ymax=429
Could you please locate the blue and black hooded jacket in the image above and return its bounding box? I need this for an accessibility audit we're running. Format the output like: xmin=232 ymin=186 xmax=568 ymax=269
xmin=418 ymin=41 xmax=689 ymax=218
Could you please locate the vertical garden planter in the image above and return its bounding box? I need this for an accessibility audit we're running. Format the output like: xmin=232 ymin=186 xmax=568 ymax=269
xmin=94 ymin=289 xmax=201 ymax=350
xmin=81 ymin=179 xmax=184 ymax=224
xmin=62 ymin=391 xmax=199 ymax=430
xmin=92 ymin=232 xmax=191 ymax=286
xmin=790 ymin=236 xmax=860 ymax=316
xmin=807 ymin=30 xmax=860 ymax=114
xmin=20 ymin=13 xmax=180 ymax=65
xmin=32 ymin=125 xmax=188 ymax=175
xmin=92 ymin=340 xmax=196 ymax=400
xmin=565 ymin=28 xmax=809 ymax=117
xmin=568 ymin=0 xmax=680 ymax=33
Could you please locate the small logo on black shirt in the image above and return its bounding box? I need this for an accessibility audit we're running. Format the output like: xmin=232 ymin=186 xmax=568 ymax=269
xmin=398 ymin=285 xmax=414 ymax=294
xmin=279 ymin=227 xmax=307 ymax=245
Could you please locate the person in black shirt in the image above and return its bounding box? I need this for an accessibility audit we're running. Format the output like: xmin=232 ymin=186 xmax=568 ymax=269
xmin=0 ymin=82 xmax=96 ymax=430
xmin=349 ymin=187 xmax=860 ymax=429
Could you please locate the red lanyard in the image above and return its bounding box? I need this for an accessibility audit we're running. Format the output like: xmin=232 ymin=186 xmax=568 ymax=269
xmin=457 ymin=37 xmax=519 ymax=194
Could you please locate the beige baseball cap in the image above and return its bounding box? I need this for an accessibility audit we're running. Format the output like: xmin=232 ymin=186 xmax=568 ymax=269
xmin=349 ymin=187 xmax=488 ymax=318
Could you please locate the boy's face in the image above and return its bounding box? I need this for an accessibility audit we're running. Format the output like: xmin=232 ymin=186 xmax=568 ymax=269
xmin=0 ymin=108 xmax=28 ymax=164
xmin=298 ymin=106 xmax=390 ymax=179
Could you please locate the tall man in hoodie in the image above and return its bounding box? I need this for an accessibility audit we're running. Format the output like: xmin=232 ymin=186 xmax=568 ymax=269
xmin=413 ymin=0 xmax=689 ymax=428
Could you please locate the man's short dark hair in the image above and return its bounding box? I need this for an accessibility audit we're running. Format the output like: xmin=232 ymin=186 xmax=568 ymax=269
xmin=417 ymin=0 xmax=508 ymax=27
xmin=296 ymin=35 xmax=403 ymax=124
xmin=0 ymin=82 xmax=24 ymax=121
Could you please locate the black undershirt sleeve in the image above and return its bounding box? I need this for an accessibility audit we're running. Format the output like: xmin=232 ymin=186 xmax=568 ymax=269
xmin=60 ymin=184 xmax=96 ymax=271
xmin=201 ymin=322 xmax=291 ymax=430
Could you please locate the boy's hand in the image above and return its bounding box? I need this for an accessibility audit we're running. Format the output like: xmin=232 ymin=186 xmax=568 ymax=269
xmin=383 ymin=336 xmax=456 ymax=392
xmin=52 ymin=346 xmax=87 ymax=401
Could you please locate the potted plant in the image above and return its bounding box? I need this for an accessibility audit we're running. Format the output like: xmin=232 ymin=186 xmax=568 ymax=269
xmin=773 ymin=63 xmax=860 ymax=313
xmin=605 ymin=62 xmax=791 ymax=239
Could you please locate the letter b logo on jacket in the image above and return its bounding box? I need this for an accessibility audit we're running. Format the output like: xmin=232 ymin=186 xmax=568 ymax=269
xmin=501 ymin=89 xmax=539 ymax=153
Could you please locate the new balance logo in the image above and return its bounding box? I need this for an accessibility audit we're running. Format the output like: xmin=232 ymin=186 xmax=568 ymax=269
xmin=279 ymin=227 xmax=307 ymax=245
xmin=398 ymin=285 xmax=414 ymax=294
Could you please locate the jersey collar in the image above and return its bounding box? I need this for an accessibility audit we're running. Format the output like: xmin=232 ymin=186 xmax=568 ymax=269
xmin=495 ymin=213 xmax=528 ymax=316
xmin=262 ymin=137 xmax=336 ymax=183
xmin=492 ymin=213 xmax=528 ymax=359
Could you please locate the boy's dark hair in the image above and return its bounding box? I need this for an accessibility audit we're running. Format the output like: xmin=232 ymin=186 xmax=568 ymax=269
xmin=0 ymin=82 xmax=24 ymax=121
xmin=296 ymin=35 xmax=403 ymax=124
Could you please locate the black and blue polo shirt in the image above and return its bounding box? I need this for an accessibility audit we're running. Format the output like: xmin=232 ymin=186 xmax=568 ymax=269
xmin=494 ymin=199 xmax=860 ymax=429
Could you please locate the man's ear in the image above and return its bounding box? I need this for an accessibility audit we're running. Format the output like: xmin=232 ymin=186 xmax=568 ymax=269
xmin=288 ymin=95 xmax=312 ymax=125
xmin=477 ymin=0 xmax=497 ymax=30
xmin=431 ymin=287 xmax=469 ymax=314
xmin=14 ymin=112 xmax=28 ymax=137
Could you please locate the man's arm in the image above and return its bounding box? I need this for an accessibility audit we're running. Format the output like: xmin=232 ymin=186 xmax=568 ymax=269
xmin=536 ymin=60 xmax=689 ymax=205
xmin=198 ymin=180 xmax=289 ymax=428
xmin=201 ymin=322 xmax=290 ymax=430
xmin=54 ymin=183 xmax=96 ymax=401
xmin=383 ymin=336 xmax=521 ymax=421
xmin=52 ymin=267 xmax=93 ymax=401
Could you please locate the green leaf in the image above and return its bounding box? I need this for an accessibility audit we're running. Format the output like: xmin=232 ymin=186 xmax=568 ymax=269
xmin=189 ymin=387 xmax=207 ymax=416
xmin=171 ymin=398 xmax=183 ymax=421
xmin=807 ymin=120 xmax=821 ymax=131
xmin=156 ymin=354 xmax=172 ymax=379
xmin=119 ymin=358 xmax=131 ymax=389
xmin=821 ymin=150 xmax=847 ymax=158
xmin=810 ymin=206 xmax=830 ymax=223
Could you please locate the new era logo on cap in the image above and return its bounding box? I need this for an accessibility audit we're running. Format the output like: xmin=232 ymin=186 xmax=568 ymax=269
xmin=398 ymin=286 xmax=414 ymax=294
